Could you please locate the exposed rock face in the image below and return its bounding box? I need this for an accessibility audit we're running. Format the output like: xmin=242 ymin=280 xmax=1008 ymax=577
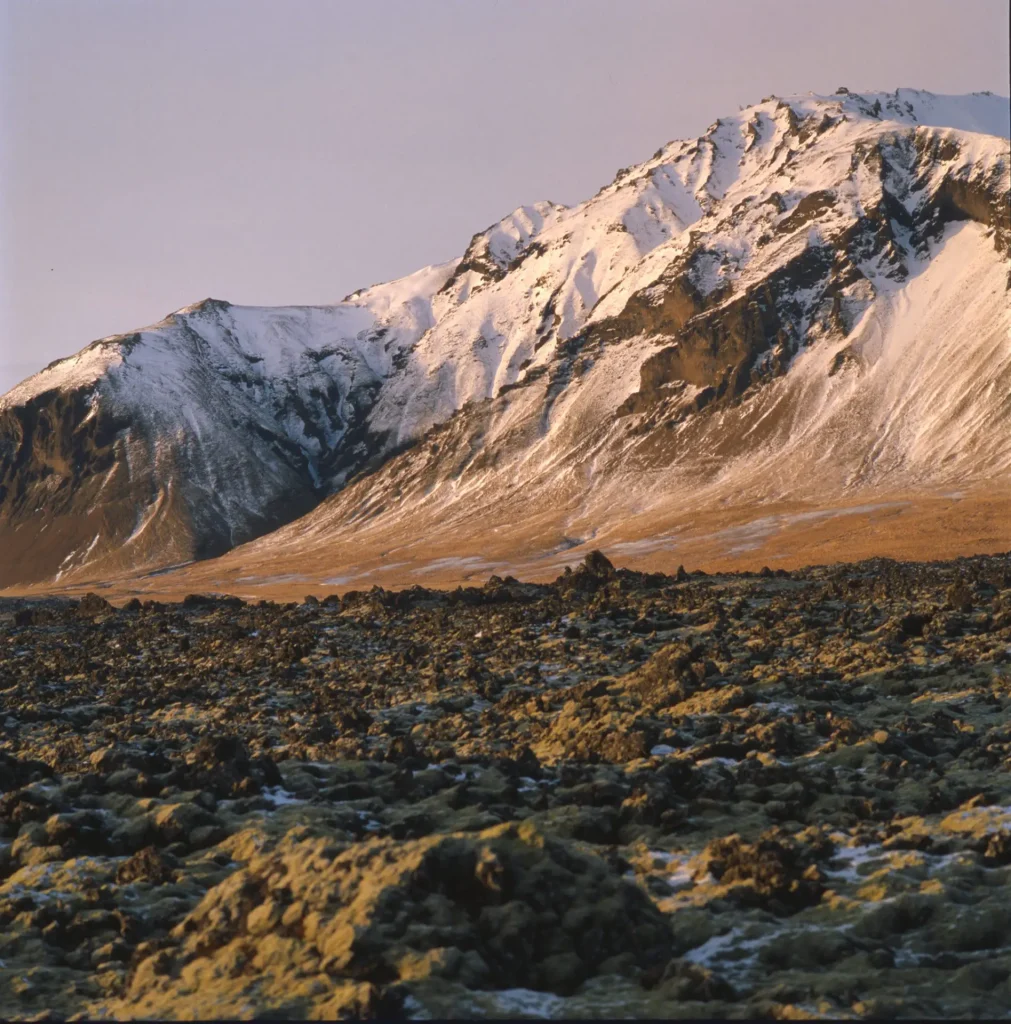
xmin=1 ymin=89 xmax=1008 ymax=588
xmin=0 ymin=301 xmax=402 ymax=586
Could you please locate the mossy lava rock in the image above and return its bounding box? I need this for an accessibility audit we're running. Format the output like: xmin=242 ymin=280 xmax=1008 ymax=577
xmin=112 ymin=821 xmax=673 ymax=1018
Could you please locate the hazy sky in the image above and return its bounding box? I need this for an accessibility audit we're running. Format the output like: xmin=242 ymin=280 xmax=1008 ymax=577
xmin=2 ymin=0 xmax=1008 ymax=395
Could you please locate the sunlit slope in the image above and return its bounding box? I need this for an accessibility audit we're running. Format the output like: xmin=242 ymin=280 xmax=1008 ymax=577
xmin=1 ymin=89 xmax=1007 ymax=589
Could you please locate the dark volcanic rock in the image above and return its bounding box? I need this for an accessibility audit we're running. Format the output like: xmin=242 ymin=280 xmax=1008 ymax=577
xmin=2 ymin=550 xmax=1011 ymax=1018
xmin=120 ymin=821 xmax=672 ymax=1015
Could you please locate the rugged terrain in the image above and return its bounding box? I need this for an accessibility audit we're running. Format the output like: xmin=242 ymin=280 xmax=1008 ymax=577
xmin=2 ymin=88 xmax=1009 ymax=594
xmin=3 ymin=551 xmax=1011 ymax=1019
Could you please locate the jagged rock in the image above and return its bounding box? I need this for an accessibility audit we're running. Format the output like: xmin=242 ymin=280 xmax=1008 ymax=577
xmin=700 ymin=829 xmax=831 ymax=914
xmin=77 ymin=593 xmax=113 ymax=618
xmin=116 ymin=847 xmax=177 ymax=886
xmin=581 ymin=551 xmax=616 ymax=578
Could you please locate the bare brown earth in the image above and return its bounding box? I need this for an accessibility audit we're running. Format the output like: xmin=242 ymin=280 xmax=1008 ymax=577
xmin=5 ymin=488 xmax=1009 ymax=606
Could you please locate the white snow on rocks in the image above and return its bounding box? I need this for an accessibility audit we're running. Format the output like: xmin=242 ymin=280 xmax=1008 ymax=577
xmin=3 ymin=89 xmax=1008 ymax=583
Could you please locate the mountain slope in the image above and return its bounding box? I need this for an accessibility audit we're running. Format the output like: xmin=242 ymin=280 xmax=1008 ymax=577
xmin=0 ymin=270 xmax=449 ymax=585
xmin=1 ymin=88 xmax=1008 ymax=590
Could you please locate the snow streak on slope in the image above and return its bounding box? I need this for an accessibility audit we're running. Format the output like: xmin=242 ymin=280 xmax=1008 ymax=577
xmin=368 ymin=172 xmax=703 ymax=445
xmin=640 ymin=219 xmax=1011 ymax=502
xmin=0 ymin=88 xmax=1008 ymax=587
xmin=371 ymin=90 xmax=1009 ymax=443
xmin=0 ymin=270 xmax=451 ymax=583
xmin=227 ymin=216 xmax=1008 ymax=566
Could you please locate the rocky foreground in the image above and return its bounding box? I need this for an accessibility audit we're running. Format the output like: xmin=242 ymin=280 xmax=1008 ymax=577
xmin=2 ymin=552 xmax=1011 ymax=1019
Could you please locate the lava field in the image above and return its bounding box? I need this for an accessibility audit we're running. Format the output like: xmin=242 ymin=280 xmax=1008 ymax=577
xmin=2 ymin=551 xmax=1011 ymax=1019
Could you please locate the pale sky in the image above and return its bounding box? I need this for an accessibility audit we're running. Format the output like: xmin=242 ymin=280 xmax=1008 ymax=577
xmin=2 ymin=0 xmax=1008 ymax=396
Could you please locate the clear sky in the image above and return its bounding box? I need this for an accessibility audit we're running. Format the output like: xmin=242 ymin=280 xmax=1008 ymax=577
xmin=2 ymin=0 xmax=1008 ymax=395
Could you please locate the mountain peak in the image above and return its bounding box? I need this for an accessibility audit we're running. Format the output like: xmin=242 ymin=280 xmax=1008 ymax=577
xmin=174 ymin=297 xmax=233 ymax=317
xmin=2 ymin=88 xmax=1008 ymax=590
xmin=768 ymin=87 xmax=1010 ymax=137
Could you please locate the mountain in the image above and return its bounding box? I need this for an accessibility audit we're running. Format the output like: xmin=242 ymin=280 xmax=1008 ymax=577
xmin=2 ymin=88 xmax=1009 ymax=592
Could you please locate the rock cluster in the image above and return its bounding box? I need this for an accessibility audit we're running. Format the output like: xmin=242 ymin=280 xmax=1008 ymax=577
xmin=2 ymin=551 xmax=1011 ymax=1018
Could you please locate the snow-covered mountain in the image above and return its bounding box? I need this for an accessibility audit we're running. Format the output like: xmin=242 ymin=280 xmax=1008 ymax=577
xmin=2 ymin=88 xmax=1009 ymax=589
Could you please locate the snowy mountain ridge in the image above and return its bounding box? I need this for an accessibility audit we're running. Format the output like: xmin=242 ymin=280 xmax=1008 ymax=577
xmin=1 ymin=88 xmax=1009 ymax=588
